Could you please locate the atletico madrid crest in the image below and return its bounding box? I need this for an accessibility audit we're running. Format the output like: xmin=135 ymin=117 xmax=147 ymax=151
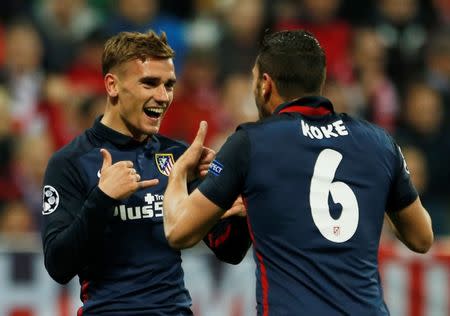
xmin=155 ymin=153 xmax=175 ymax=176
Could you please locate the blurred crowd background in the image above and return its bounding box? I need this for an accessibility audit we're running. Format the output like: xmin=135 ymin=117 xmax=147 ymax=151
xmin=0 ymin=0 xmax=449 ymax=246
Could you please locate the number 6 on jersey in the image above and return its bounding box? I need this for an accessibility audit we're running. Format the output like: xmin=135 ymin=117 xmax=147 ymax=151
xmin=310 ymin=148 xmax=359 ymax=243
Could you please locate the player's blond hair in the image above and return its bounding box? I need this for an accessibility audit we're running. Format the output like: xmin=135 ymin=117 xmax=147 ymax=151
xmin=102 ymin=30 xmax=175 ymax=76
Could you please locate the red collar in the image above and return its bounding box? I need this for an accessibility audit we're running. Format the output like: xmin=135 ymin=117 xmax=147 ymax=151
xmin=279 ymin=105 xmax=331 ymax=116
xmin=274 ymin=96 xmax=334 ymax=116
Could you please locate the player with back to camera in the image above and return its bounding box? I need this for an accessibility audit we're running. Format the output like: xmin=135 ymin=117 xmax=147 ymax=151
xmin=41 ymin=30 xmax=251 ymax=315
xmin=163 ymin=30 xmax=434 ymax=315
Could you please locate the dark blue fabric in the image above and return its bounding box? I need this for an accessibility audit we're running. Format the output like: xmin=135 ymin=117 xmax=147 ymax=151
xmin=42 ymin=117 xmax=250 ymax=315
xmin=199 ymin=96 xmax=417 ymax=315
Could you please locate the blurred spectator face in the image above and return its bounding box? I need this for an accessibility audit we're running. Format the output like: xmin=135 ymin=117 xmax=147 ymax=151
xmin=5 ymin=23 xmax=43 ymax=74
xmin=78 ymin=95 xmax=105 ymax=130
xmin=44 ymin=74 xmax=73 ymax=105
xmin=0 ymin=89 xmax=11 ymax=136
xmin=323 ymin=81 xmax=349 ymax=113
xmin=0 ymin=201 xmax=34 ymax=234
xmin=15 ymin=132 xmax=54 ymax=185
xmin=352 ymin=28 xmax=386 ymax=72
xmin=303 ymin=0 xmax=341 ymax=22
xmin=426 ymin=32 xmax=450 ymax=79
xmin=47 ymin=0 xmax=84 ymax=25
xmin=401 ymin=146 xmax=428 ymax=194
xmin=404 ymin=83 xmax=443 ymax=135
xmin=433 ymin=0 xmax=450 ymax=23
xmin=118 ymin=0 xmax=158 ymax=24
xmin=379 ymin=0 xmax=418 ymax=24
xmin=179 ymin=50 xmax=217 ymax=90
xmin=225 ymin=0 xmax=264 ymax=40
xmin=224 ymin=73 xmax=258 ymax=122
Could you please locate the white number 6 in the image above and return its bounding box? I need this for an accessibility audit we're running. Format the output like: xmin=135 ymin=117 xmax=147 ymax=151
xmin=310 ymin=149 xmax=359 ymax=243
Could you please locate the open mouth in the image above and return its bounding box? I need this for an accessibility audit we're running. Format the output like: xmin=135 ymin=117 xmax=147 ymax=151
xmin=144 ymin=107 xmax=164 ymax=119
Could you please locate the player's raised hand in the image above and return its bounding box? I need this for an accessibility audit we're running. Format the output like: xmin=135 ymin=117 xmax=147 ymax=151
xmin=98 ymin=148 xmax=159 ymax=200
xmin=174 ymin=121 xmax=209 ymax=177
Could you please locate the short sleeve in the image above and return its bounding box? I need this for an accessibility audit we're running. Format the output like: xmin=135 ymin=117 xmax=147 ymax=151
xmin=386 ymin=142 xmax=418 ymax=213
xmin=198 ymin=129 xmax=250 ymax=210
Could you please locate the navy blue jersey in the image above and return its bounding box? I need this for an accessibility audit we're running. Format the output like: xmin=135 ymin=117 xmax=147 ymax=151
xmin=41 ymin=117 xmax=250 ymax=316
xmin=198 ymin=96 xmax=417 ymax=315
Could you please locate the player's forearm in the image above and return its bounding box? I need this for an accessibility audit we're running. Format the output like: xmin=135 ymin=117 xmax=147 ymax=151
xmin=163 ymin=167 xmax=191 ymax=247
xmin=43 ymin=187 xmax=117 ymax=283
xmin=44 ymin=223 xmax=87 ymax=284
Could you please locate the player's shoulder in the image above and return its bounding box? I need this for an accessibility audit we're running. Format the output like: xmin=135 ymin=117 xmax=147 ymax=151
xmin=155 ymin=134 xmax=189 ymax=151
xmin=237 ymin=115 xmax=291 ymax=131
xmin=47 ymin=129 xmax=98 ymax=168
xmin=343 ymin=113 xmax=396 ymax=151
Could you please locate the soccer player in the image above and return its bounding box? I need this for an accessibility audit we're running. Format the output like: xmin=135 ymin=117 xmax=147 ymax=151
xmin=163 ymin=30 xmax=434 ymax=315
xmin=41 ymin=31 xmax=250 ymax=315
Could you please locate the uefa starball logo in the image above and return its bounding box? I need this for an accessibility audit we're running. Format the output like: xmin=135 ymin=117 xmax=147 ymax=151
xmin=42 ymin=185 xmax=59 ymax=215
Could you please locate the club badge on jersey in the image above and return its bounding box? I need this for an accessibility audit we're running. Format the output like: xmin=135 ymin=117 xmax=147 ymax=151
xmin=155 ymin=153 xmax=175 ymax=176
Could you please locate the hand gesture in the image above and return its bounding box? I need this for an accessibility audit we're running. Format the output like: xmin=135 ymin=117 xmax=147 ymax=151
xmin=98 ymin=148 xmax=159 ymax=200
xmin=175 ymin=121 xmax=209 ymax=178
xmin=221 ymin=196 xmax=247 ymax=219
xmin=189 ymin=146 xmax=215 ymax=181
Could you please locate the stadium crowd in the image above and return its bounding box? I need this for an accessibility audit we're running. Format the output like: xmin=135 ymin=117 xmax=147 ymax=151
xmin=0 ymin=0 xmax=449 ymax=241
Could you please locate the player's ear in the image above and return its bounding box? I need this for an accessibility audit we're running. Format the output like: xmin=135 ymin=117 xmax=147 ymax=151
xmin=261 ymin=73 xmax=272 ymax=100
xmin=104 ymin=73 xmax=119 ymax=98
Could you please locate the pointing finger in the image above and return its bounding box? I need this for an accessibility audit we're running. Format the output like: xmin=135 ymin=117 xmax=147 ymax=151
xmin=138 ymin=179 xmax=159 ymax=190
xmin=100 ymin=148 xmax=112 ymax=171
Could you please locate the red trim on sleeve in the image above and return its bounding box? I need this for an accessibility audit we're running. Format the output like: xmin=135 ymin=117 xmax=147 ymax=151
xmin=77 ymin=280 xmax=90 ymax=316
xmin=207 ymin=224 xmax=232 ymax=248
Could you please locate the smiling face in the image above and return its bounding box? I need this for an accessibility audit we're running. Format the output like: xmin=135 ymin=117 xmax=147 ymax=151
xmin=103 ymin=57 xmax=176 ymax=140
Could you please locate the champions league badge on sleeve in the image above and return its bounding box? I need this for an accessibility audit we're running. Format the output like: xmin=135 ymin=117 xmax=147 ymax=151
xmin=155 ymin=153 xmax=175 ymax=176
xmin=42 ymin=185 xmax=59 ymax=215
xmin=208 ymin=160 xmax=224 ymax=176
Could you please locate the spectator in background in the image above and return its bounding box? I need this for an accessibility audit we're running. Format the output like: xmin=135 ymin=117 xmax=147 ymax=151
xmin=0 ymin=200 xmax=35 ymax=236
xmin=37 ymin=74 xmax=80 ymax=149
xmin=210 ymin=73 xmax=258 ymax=150
xmin=432 ymin=0 xmax=450 ymax=24
xmin=372 ymin=0 xmax=430 ymax=92
xmin=274 ymin=0 xmax=353 ymax=83
xmin=13 ymin=131 xmax=54 ymax=229
xmin=349 ymin=27 xmax=399 ymax=133
xmin=160 ymin=48 xmax=226 ymax=147
xmin=338 ymin=0 xmax=376 ymax=26
xmin=0 ymin=88 xmax=20 ymax=205
xmin=65 ymin=28 xmax=108 ymax=97
xmin=217 ymin=0 xmax=266 ymax=82
xmin=76 ymin=94 xmax=105 ymax=131
xmin=104 ymin=0 xmax=187 ymax=72
xmin=396 ymin=81 xmax=450 ymax=236
xmin=401 ymin=145 xmax=428 ymax=195
xmin=423 ymin=28 xmax=450 ymax=109
xmin=0 ymin=1 xmax=32 ymax=24
xmin=322 ymin=79 xmax=352 ymax=115
xmin=0 ymin=20 xmax=45 ymax=135
xmin=33 ymin=0 xmax=102 ymax=72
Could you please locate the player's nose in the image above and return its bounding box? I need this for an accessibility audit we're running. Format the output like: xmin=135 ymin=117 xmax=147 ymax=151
xmin=154 ymin=83 xmax=169 ymax=102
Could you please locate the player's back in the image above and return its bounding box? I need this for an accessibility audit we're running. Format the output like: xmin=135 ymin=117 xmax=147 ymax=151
xmin=241 ymin=104 xmax=397 ymax=315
